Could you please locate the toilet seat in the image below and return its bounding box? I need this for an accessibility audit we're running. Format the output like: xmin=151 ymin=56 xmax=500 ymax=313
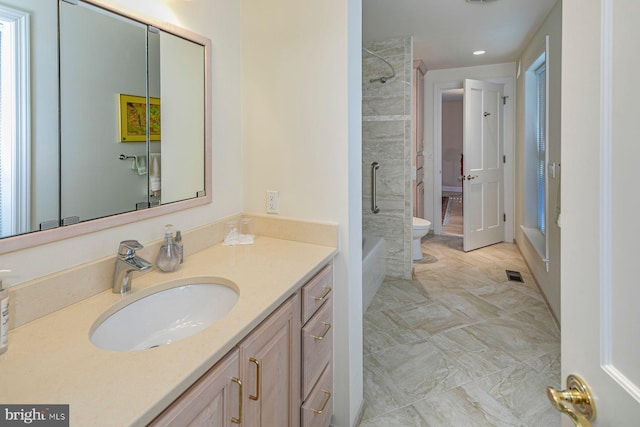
xmin=412 ymin=217 xmax=431 ymax=261
xmin=413 ymin=217 xmax=431 ymax=229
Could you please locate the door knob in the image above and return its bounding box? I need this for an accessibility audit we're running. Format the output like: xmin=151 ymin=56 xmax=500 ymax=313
xmin=465 ymin=175 xmax=477 ymax=180
xmin=547 ymin=374 xmax=596 ymax=427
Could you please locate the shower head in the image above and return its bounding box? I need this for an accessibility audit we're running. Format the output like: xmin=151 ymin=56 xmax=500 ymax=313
xmin=362 ymin=47 xmax=396 ymax=84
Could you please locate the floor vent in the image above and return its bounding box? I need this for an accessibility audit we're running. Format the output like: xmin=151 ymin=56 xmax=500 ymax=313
xmin=506 ymin=270 xmax=523 ymax=282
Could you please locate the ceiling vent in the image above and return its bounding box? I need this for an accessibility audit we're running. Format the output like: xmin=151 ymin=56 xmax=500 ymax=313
xmin=466 ymin=0 xmax=498 ymax=3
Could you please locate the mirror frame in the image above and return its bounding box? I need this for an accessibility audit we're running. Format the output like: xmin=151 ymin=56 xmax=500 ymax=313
xmin=0 ymin=0 xmax=212 ymax=255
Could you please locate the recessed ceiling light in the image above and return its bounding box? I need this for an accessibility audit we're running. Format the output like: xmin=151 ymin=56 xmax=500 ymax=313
xmin=473 ymin=50 xmax=486 ymax=55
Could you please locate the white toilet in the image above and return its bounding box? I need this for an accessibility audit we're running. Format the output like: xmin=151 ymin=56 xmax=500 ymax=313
xmin=412 ymin=217 xmax=431 ymax=261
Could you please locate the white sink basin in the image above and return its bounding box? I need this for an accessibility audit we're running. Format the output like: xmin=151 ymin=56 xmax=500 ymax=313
xmin=90 ymin=278 xmax=239 ymax=352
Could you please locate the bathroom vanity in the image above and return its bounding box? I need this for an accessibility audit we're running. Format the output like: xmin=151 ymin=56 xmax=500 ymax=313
xmin=0 ymin=220 xmax=337 ymax=427
xmin=152 ymin=264 xmax=333 ymax=426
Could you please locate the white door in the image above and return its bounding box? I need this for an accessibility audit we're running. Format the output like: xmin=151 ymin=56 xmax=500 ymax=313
xmin=462 ymin=79 xmax=504 ymax=252
xmin=559 ymin=0 xmax=640 ymax=425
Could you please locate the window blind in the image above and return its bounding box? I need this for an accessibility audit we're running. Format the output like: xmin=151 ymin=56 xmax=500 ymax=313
xmin=535 ymin=63 xmax=546 ymax=235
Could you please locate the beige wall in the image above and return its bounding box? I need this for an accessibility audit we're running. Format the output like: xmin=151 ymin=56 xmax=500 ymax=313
xmin=241 ymin=0 xmax=362 ymax=425
xmin=515 ymin=0 xmax=562 ymax=321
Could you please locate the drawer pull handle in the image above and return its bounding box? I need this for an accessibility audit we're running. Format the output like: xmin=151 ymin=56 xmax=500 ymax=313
xmin=312 ymin=390 xmax=332 ymax=414
xmin=312 ymin=322 xmax=332 ymax=340
xmin=231 ymin=377 xmax=243 ymax=424
xmin=249 ymin=357 xmax=261 ymax=401
xmin=313 ymin=286 xmax=332 ymax=301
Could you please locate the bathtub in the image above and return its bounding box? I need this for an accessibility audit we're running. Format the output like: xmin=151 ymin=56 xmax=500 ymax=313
xmin=362 ymin=235 xmax=386 ymax=312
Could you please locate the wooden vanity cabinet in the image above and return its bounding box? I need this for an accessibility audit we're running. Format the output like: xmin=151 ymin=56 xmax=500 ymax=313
xmin=149 ymin=349 xmax=241 ymax=427
xmin=150 ymin=296 xmax=300 ymax=427
xmin=151 ymin=262 xmax=334 ymax=427
xmin=300 ymin=264 xmax=333 ymax=427
xmin=239 ymin=294 xmax=301 ymax=426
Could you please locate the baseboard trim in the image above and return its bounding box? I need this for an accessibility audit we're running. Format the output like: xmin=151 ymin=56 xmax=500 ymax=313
xmin=352 ymin=401 xmax=365 ymax=427
xmin=514 ymin=239 xmax=560 ymax=330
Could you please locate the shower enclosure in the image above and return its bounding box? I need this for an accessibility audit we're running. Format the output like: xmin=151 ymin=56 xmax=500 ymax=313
xmin=362 ymin=36 xmax=413 ymax=279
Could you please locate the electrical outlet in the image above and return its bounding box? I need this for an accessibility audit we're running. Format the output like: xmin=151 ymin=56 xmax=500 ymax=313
xmin=266 ymin=190 xmax=279 ymax=214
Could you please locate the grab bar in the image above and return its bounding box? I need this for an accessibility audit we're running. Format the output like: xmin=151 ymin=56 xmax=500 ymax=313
xmin=371 ymin=162 xmax=380 ymax=214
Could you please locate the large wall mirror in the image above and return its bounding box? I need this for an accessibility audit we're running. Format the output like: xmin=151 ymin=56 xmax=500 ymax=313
xmin=0 ymin=0 xmax=211 ymax=254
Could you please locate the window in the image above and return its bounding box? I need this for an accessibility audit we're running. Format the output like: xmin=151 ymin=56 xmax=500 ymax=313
xmin=0 ymin=5 xmax=29 ymax=237
xmin=535 ymin=61 xmax=546 ymax=235
xmin=522 ymin=36 xmax=549 ymax=268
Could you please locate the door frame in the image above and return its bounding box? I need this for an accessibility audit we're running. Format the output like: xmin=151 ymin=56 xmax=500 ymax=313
xmin=432 ymin=76 xmax=515 ymax=243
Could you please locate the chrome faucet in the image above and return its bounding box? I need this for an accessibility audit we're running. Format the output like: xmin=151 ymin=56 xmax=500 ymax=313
xmin=112 ymin=240 xmax=152 ymax=294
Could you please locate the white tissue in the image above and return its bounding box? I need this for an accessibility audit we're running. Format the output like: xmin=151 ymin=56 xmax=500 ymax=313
xmin=239 ymin=234 xmax=255 ymax=245
xmin=223 ymin=231 xmax=255 ymax=246
xmin=223 ymin=228 xmax=240 ymax=246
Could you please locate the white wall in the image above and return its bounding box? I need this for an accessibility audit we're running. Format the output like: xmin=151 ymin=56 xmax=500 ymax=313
xmin=241 ymin=0 xmax=363 ymax=424
xmin=0 ymin=0 xmax=242 ymax=285
xmin=515 ymin=0 xmax=562 ymax=321
xmin=425 ymin=63 xmax=516 ymax=238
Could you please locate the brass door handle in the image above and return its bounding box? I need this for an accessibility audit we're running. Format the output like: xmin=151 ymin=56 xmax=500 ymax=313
xmin=249 ymin=357 xmax=261 ymax=401
xmin=547 ymin=374 xmax=596 ymax=427
xmin=312 ymin=322 xmax=332 ymax=340
xmin=231 ymin=377 xmax=243 ymax=424
xmin=311 ymin=390 xmax=332 ymax=414
xmin=313 ymin=286 xmax=332 ymax=301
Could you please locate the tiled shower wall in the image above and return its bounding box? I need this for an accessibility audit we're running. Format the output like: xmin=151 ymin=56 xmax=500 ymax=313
xmin=362 ymin=37 xmax=413 ymax=279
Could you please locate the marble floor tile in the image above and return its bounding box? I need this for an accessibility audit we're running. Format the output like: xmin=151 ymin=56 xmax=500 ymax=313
xmin=430 ymin=328 xmax=520 ymax=381
xmin=363 ymin=315 xmax=424 ymax=355
xmin=359 ymin=235 xmax=560 ymax=427
xmin=469 ymin=362 xmax=561 ymax=424
xmin=463 ymin=317 xmax=558 ymax=363
xmin=390 ymin=302 xmax=470 ymax=336
xmin=362 ymin=354 xmax=410 ymax=420
xmin=358 ymin=404 xmax=431 ymax=427
xmin=412 ymin=386 xmax=527 ymax=427
xmin=368 ymin=338 xmax=473 ymax=404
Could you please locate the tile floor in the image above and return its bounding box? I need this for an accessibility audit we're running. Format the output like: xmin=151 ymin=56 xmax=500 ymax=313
xmin=358 ymin=235 xmax=561 ymax=427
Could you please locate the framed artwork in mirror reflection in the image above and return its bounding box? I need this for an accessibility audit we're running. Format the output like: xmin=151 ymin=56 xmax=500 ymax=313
xmin=118 ymin=94 xmax=161 ymax=142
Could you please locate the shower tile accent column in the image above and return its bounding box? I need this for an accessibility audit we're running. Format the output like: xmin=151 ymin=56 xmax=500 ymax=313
xmin=362 ymin=37 xmax=413 ymax=279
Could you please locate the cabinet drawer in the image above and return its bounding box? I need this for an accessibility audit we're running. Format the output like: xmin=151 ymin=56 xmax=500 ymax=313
xmin=301 ymin=264 xmax=332 ymax=324
xmin=302 ymin=296 xmax=332 ymax=398
xmin=301 ymin=363 xmax=333 ymax=427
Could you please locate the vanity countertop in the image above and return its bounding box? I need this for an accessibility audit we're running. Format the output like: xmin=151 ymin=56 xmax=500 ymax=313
xmin=0 ymin=236 xmax=336 ymax=426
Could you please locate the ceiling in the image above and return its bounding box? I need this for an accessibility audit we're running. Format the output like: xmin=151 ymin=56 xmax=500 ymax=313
xmin=363 ymin=0 xmax=559 ymax=70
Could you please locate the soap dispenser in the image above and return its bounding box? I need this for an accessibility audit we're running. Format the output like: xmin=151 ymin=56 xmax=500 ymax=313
xmin=175 ymin=230 xmax=184 ymax=264
xmin=0 ymin=270 xmax=11 ymax=355
xmin=156 ymin=225 xmax=180 ymax=272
